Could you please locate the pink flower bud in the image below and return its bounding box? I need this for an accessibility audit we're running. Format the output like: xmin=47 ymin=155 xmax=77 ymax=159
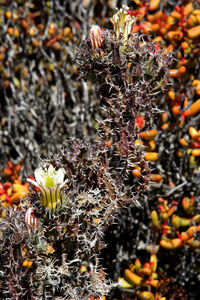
xmin=89 ymin=25 xmax=102 ymax=49
xmin=25 ymin=207 xmax=38 ymax=229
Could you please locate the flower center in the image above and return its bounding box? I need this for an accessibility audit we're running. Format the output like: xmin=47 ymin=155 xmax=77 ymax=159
xmin=44 ymin=174 xmax=55 ymax=187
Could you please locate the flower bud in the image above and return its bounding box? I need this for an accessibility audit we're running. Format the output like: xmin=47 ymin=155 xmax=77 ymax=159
xmin=89 ymin=25 xmax=102 ymax=50
xmin=25 ymin=207 xmax=38 ymax=229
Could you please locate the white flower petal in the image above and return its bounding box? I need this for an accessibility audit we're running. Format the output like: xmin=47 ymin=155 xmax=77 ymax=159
xmin=34 ymin=168 xmax=46 ymax=186
xmin=54 ymin=168 xmax=65 ymax=186
xmin=47 ymin=165 xmax=55 ymax=177
xmin=27 ymin=178 xmax=40 ymax=188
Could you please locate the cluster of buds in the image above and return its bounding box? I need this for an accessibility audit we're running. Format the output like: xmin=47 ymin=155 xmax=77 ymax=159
xmin=131 ymin=128 xmax=162 ymax=183
xmin=3 ymin=7 xmax=73 ymax=57
xmin=3 ymin=160 xmax=22 ymax=181
xmin=151 ymin=197 xmax=200 ymax=250
xmin=127 ymin=1 xmax=200 ymax=126
xmin=0 ymin=161 xmax=28 ymax=209
xmin=118 ymin=253 xmax=166 ymax=300
xmin=177 ymin=126 xmax=200 ymax=165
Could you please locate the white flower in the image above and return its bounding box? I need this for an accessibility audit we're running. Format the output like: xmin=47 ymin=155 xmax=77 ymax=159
xmin=110 ymin=5 xmax=136 ymax=42
xmin=32 ymin=165 xmax=66 ymax=188
xmin=27 ymin=165 xmax=67 ymax=210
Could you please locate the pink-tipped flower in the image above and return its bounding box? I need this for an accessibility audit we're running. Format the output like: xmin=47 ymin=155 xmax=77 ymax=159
xmin=89 ymin=25 xmax=102 ymax=50
xmin=25 ymin=207 xmax=38 ymax=229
